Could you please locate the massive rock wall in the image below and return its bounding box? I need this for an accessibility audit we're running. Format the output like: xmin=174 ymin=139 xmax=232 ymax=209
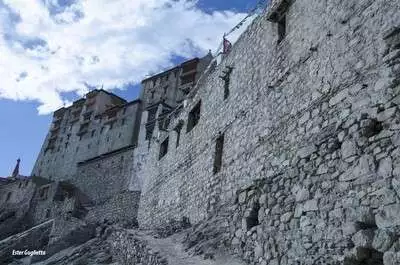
xmin=138 ymin=0 xmax=400 ymax=263
xmin=85 ymin=191 xmax=140 ymax=225
xmin=74 ymin=147 xmax=136 ymax=203
xmin=0 ymin=179 xmax=35 ymax=240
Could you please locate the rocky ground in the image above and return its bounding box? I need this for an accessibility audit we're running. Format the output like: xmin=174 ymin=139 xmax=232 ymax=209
xmin=5 ymin=220 xmax=245 ymax=265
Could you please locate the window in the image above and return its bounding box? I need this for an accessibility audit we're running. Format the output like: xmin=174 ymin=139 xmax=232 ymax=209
xmin=159 ymin=137 xmax=169 ymax=160
xmin=213 ymin=133 xmax=225 ymax=174
xmin=91 ymin=130 xmax=96 ymax=137
xmin=45 ymin=209 xmax=51 ymax=218
xmin=220 ymin=66 xmax=233 ymax=100
xmin=122 ymin=108 xmax=127 ymax=115
xmin=6 ymin=192 xmax=11 ymax=202
xmin=187 ymin=101 xmax=201 ymax=132
xmin=163 ymin=86 xmax=168 ymax=94
xmin=277 ymin=15 xmax=286 ymax=44
xmin=109 ymin=123 xmax=114 ymax=130
xmin=181 ymin=73 xmax=196 ymax=85
xmin=118 ymin=133 xmax=122 ymax=138
xmin=88 ymin=144 xmax=91 ymax=149
xmin=121 ymin=119 xmax=125 ymax=126
xmin=151 ymin=91 xmax=155 ymax=99
xmin=39 ymin=186 xmax=49 ymax=200
xmin=76 ymin=147 xmax=79 ymax=153
xmin=100 ymin=127 xmax=104 ymax=133
xmin=224 ymin=80 xmax=230 ymax=99
xmin=18 ymin=182 xmax=22 ymax=188
xmin=65 ymin=142 xmax=69 ymax=149
xmin=175 ymin=126 xmax=182 ymax=147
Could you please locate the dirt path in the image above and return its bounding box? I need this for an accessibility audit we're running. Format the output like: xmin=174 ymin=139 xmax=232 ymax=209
xmin=134 ymin=230 xmax=245 ymax=265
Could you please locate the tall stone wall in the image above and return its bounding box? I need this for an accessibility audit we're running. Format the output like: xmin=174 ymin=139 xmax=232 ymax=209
xmin=138 ymin=0 xmax=400 ymax=263
xmin=0 ymin=179 xmax=35 ymax=240
xmin=74 ymin=147 xmax=135 ymax=203
xmin=85 ymin=191 xmax=140 ymax=225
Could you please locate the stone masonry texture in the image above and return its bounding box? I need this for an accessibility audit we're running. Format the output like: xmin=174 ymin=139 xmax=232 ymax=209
xmin=137 ymin=0 xmax=400 ymax=264
xmin=3 ymin=0 xmax=400 ymax=265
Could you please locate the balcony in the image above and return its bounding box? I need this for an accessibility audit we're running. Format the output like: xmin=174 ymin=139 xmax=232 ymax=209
xmin=181 ymin=68 xmax=197 ymax=77
xmin=180 ymin=72 xmax=196 ymax=86
xmin=77 ymin=122 xmax=89 ymax=136
xmin=82 ymin=111 xmax=93 ymax=121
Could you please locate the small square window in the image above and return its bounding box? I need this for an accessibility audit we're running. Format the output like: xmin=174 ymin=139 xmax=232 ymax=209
xmin=187 ymin=101 xmax=201 ymax=133
xmin=6 ymin=192 xmax=12 ymax=202
xmin=159 ymin=137 xmax=169 ymax=160
xmin=277 ymin=15 xmax=286 ymax=44
xmin=213 ymin=134 xmax=225 ymax=174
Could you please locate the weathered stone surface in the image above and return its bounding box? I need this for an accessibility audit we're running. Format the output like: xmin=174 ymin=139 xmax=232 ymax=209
xmin=373 ymin=229 xmax=395 ymax=252
xmin=297 ymin=146 xmax=317 ymax=159
xmin=303 ymin=200 xmax=318 ymax=212
xmin=352 ymin=229 xmax=374 ymax=248
xmin=378 ymin=157 xmax=393 ymax=178
xmin=376 ymin=204 xmax=400 ymax=229
xmin=295 ymin=188 xmax=309 ymax=202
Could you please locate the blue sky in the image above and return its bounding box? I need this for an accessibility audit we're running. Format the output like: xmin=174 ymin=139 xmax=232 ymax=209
xmin=0 ymin=0 xmax=260 ymax=177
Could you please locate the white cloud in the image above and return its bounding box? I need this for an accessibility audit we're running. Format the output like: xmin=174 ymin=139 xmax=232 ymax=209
xmin=0 ymin=0 xmax=253 ymax=114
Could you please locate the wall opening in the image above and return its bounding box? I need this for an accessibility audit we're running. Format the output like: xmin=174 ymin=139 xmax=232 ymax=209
xmin=246 ymin=202 xmax=260 ymax=230
xmin=159 ymin=137 xmax=169 ymax=160
xmin=45 ymin=209 xmax=51 ymax=218
xmin=187 ymin=101 xmax=201 ymax=133
xmin=176 ymin=128 xmax=182 ymax=147
xmin=213 ymin=133 xmax=225 ymax=174
xmin=40 ymin=186 xmax=49 ymax=200
xmin=277 ymin=15 xmax=286 ymax=44
xmin=362 ymin=118 xmax=383 ymax=138
xmin=224 ymin=79 xmax=230 ymax=100
xmin=6 ymin=192 xmax=11 ymax=202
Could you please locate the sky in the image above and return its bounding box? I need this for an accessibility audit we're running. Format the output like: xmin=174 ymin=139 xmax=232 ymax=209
xmin=0 ymin=0 xmax=261 ymax=177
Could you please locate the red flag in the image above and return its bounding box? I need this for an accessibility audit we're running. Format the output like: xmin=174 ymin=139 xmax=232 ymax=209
xmin=223 ymin=37 xmax=232 ymax=54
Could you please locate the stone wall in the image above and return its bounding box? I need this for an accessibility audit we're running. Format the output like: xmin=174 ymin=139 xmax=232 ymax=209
xmin=74 ymin=147 xmax=136 ymax=203
xmin=86 ymin=191 xmax=140 ymax=225
xmin=0 ymin=179 xmax=35 ymax=240
xmin=29 ymin=182 xmax=77 ymax=226
xmin=137 ymin=0 xmax=400 ymax=263
xmin=109 ymin=229 xmax=167 ymax=265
